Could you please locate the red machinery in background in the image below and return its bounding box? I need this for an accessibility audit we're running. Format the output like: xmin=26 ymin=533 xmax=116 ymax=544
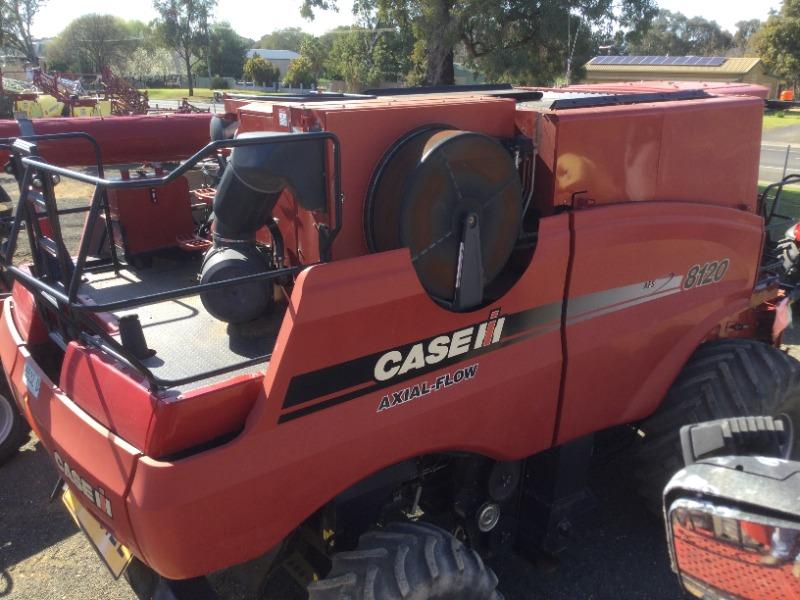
xmin=32 ymin=67 xmax=150 ymax=116
xmin=0 ymin=112 xmax=212 ymax=166
xmin=99 ymin=66 xmax=150 ymax=115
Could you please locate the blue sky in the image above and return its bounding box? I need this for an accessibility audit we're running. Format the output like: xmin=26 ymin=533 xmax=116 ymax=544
xmin=31 ymin=0 xmax=784 ymax=40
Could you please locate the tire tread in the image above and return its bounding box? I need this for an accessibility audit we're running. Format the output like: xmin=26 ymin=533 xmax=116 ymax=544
xmin=633 ymin=339 xmax=800 ymax=512
xmin=308 ymin=522 xmax=500 ymax=600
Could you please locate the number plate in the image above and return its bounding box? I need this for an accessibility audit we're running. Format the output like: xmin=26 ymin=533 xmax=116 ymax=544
xmin=61 ymin=487 xmax=132 ymax=578
xmin=22 ymin=361 xmax=40 ymax=398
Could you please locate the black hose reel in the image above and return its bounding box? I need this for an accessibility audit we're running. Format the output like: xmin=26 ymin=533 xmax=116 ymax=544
xmin=365 ymin=128 xmax=523 ymax=310
xmin=199 ymin=132 xmax=327 ymax=323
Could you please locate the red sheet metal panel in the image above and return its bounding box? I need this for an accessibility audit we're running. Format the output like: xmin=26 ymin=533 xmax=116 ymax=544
xmin=0 ymin=302 xmax=144 ymax=557
xmin=107 ymin=175 xmax=194 ymax=255
xmin=557 ymin=201 xmax=764 ymax=444
xmin=535 ymin=94 xmax=763 ymax=213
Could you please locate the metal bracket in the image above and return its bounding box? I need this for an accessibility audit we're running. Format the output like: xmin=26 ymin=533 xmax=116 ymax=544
xmin=453 ymin=212 xmax=484 ymax=311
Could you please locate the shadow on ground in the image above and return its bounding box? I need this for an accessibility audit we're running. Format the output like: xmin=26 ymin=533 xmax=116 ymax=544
xmin=0 ymin=440 xmax=77 ymax=573
xmin=493 ymin=450 xmax=686 ymax=600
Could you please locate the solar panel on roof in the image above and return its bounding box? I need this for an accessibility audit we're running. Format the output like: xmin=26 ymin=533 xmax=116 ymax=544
xmin=590 ymin=55 xmax=727 ymax=67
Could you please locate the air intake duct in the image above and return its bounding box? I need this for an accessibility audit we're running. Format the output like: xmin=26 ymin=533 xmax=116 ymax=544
xmin=200 ymin=132 xmax=328 ymax=323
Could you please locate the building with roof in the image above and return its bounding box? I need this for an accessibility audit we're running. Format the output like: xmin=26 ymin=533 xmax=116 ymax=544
xmin=245 ymin=49 xmax=301 ymax=78
xmin=582 ymin=56 xmax=780 ymax=97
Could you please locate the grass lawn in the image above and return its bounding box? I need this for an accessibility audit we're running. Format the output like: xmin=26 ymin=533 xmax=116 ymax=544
xmin=143 ymin=88 xmax=215 ymax=101
xmin=142 ymin=88 xmax=272 ymax=101
xmin=763 ymin=110 xmax=800 ymax=130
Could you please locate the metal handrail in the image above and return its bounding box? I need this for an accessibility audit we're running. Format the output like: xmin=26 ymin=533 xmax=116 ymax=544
xmin=0 ymin=131 xmax=106 ymax=178
xmin=20 ymin=131 xmax=340 ymax=191
xmin=8 ymin=263 xmax=308 ymax=313
xmin=4 ymin=130 xmax=344 ymax=390
xmin=760 ymin=173 xmax=800 ymax=226
xmin=1 ymin=132 xmax=121 ymax=273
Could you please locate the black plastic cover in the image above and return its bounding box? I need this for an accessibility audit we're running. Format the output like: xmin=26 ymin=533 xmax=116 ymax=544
xmin=212 ymin=131 xmax=328 ymax=240
xmin=679 ymin=415 xmax=794 ymax=466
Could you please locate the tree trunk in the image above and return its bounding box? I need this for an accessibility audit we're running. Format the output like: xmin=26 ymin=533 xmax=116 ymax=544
xmin=185 ymin=53 xmax=194 ymax=96
xmin=425 ymin=0 xmax=456 ymax=86
xmin=426 ymin=46 xmax=455 ymax=86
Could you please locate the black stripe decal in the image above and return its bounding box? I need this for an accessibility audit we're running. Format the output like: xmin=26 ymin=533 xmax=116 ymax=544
xmin=277 ymin=275 xmax=682 ymax=424
xmin=281 ymin=301 xmax=562 ymax=410
xmin=277 ymin=324 xmax=558 ymax=424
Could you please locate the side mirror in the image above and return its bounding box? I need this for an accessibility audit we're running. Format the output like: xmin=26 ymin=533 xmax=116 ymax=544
xmin=664 ymin=456 xmax=800 ymax=599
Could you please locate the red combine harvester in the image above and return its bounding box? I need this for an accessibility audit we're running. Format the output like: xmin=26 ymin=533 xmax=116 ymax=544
xmin=0 ymin=81 xmax=799 ymax=599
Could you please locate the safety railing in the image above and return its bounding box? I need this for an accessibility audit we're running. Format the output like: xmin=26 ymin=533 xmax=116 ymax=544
xmin=1 ymin=131 xmax=343 ymax=390
xmin=760 ymin=173 xmax=800 ymax=230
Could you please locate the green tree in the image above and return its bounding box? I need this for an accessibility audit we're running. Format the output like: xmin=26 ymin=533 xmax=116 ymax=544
xmin=733 ymin=19 xmax=762 ymax=53
xmin=1 ymin=0 xmax=45 ymax=64
xmin=153 ymin=0 xmax=216 ymax=95
xmin=626 ymin=9 xmax=734 ymax=56
xmin=324 ymin=16 xmax=407 ymax=92
xmin=284 ymin=56 xmax=316 ymax=87
xmin=752 ymin=0 xmax=800 ymax=88
xmin=45 ymin=14 xmax=136 ymax=73
xmin=256 ymin=27 xmax=311 ymax=51
xmin=298 ymin=37 xmax=328 ymax=80
xmin=195 ymin=22 xmax=249 ymax=77
xmin=303 ymin=0 xmax=656 ymax=86
xmin=242 ymin=54 xmax=279 ymax=85
xmin=123 ymin=47 xmax=176 ymax=86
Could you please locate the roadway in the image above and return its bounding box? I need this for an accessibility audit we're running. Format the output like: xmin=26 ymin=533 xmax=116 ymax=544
xmin=761 ymin=142 xmax=800 ymax=183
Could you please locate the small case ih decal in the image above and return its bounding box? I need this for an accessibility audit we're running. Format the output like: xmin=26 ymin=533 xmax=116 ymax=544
xmin=54 ymin=451 xmax=113 ymax=518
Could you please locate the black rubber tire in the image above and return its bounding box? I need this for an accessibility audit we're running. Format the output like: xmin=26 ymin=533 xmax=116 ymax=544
xmin=307 ymin=521 xmax=502 ymax=600
xmin=633 ymin=338 xmax=800 ymax=512
xmin=0 ymin=390 xmax=30 ymax=466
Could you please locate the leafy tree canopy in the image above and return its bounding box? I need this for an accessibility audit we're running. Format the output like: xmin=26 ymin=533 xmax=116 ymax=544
xmin=194 ymin=21 xmax=250 ymax=77
xmin=752 ymin=0 xmax=800 ymax=87
xmin=1 ymin=0 xmax=45 ymax=64
xmin=284 ymin=55 xmax=316 ymax=87
xmin=45 ymin=14 xmax=142 ymax=73
xmin=153 ymin=0 xmax=217 ymax=95
xmin=625 ymin=9 xmax=733 ymax=56
xmin=256 ymin=27 xmax=312 ymax=52
xmin=242 ymin=54 xmax=280 ymax=85
xmin=302 ymin=0 xmax=657 ymax=86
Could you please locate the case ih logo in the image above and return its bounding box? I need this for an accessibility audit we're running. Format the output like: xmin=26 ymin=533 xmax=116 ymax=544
xmin=373 ymin=309 xmax=505 ymax=382
xmin=54 ymin=452 xmax=113 ymax=518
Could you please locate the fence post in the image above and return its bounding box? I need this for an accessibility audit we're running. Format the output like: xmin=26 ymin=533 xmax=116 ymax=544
xmin=784 ymin=144 xmax=792 ymax=179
